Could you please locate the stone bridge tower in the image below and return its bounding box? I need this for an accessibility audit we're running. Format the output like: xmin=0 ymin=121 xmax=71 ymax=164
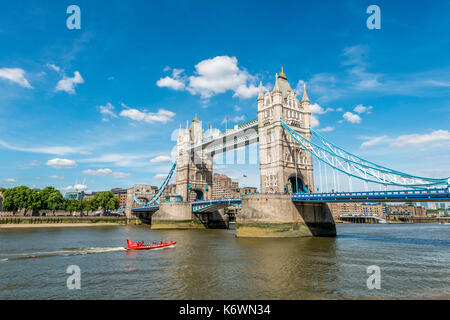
xmin=258 ymin=69 xmax=314 ymax=194
xmin=176 ymin=115 xmax=213 ymax=202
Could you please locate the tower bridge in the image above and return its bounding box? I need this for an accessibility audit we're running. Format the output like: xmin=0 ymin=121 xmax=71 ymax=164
xmin=128 ymin=69 xmax=450 ymax=237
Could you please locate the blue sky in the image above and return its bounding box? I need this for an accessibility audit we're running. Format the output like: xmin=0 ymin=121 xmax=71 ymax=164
xmin=0 ymin=0 xmax=449 ymax=193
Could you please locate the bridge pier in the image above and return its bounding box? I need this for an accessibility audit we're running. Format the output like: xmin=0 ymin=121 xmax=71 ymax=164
xmin=149 ymin=202 xmax=200 ymax=229
xmin=236 ymin=194 xmax=336 ymax=237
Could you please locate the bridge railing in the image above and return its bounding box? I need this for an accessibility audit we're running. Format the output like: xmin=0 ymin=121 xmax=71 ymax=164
xmin=292 ymin=187 xmax=450 ymax=201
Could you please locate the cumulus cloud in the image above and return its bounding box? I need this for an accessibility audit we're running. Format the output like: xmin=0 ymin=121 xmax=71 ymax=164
xmin=157 ymin=76 xmax=185 ymax=90
xmin=120 ymin=108 xmax=175 ymax=124
xmin=46 ymin=158 xmax=77 ymax=168
xmin=62 ymin=184 xmax=87 ymax=192
xmin=150 ymin=155 xmax=172 ymax=163
xmin=390 ymin=130 xmax=450 ymax=147
xmin=310 ymin=103 xmax=333 ymax=115
xmin=55 ymin=71 xmax=84 ymax=94
xmin=158 ymin=56 xmax=258 ymax=99
xmin=353 ymin=104 xmax=373 ymax=114
xmin=4 ymin=178 xmax=17 ymax=183
xmin=316 ymin=126 xmax=335 ymax=132
xmin=360 ymin=136 xmax=388 ymax=148
xmin=156 ymin=67 xmax=186 ymax=91
xmin=98 ymin=102 xmax=117 ymax=121
xmin=154 ymin=174 xmax=167 ymax=179
xmin=83 ymin=168 xmax=130 ymax=178
xmin=310 ymin=115 xmax=320 ymax=128
xmin=342 ymin=112 xmax=362 ymax=124
xmin=187 ymin=56 xmax=257 ymax=99
xmin=0 ymin=68 xmax=32 ymax=88
xmin=46 ymin=63 xmax=62 ymax=73
xmin=83 ymin=168 xmax=113 ymax=176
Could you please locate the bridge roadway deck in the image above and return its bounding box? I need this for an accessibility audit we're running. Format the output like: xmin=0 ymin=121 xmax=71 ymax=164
xmin=131 ymin=187 xmax=450 ymax=213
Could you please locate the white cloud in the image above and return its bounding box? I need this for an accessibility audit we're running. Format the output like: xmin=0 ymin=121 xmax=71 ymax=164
xmin=187 ymin=56 xmax=257 ymax=99
xmin=233 ymin=84 xmax=259 ymax=99
xmin=80 ymin=153 xmax=153 ymax=167
xmin=390 ymin=130 xmax=450 ymax=147
xmin=354 ymin=104 xmax=373 ymax=114
xmin=160 ymin=56 xmax=258 ymax=99
xmin=46 ymin=158 xmax=77 ymax=168
xmin=232 ymin=115 xmax=245 ymax=122
xmin=55 ymin=71 xmax=84 ymax=94
xmin=112 ymin=172 xmax=131 ymax=179
xmin=0 ymin=68 xmax=32 ymax=88
xmin=26 ymin=160 xmax=41 ymax=167
xmin=336 ymin=107 xmax=343 ymax=112
xmin=150 ymin=155 xmax=172 ymax=163
xmin=62 ymin=184 xmax=87 ymax=192
xmin=83 ymin=168 xmax=113 ymax=176
xmin=0 ymin=140 xmax=81 ymax=155
xmin=342 ymin=112 xmax=362 ymax=124
xmin=120 ymin=108 xmax=175 ymax=124
xmin=156 ymin=68 xmax=186 ymax=91
xmin=4 ymin=178 xmax=16 ymax=183
xmin=310 ymin=115 xmax=320 ymax=128
xmin=154 ymin=174 xmax=167 ymax=179
xmin=157 ymin=76 xmax=185 ymax=91
xmin=316 ymin=126 xmax=335 ymax=132
xmin=98 ymin=102 xmax=117 ymax=121
xmin=50 ymin=175 xmax=64 ymax=179
xmin=310 ymin=103 xmax=333 ymax=115
xmin=360 ymin=136 xmax=388 ymax=148
xmin=46 ymin=63 xmax=61 ymax=73
xmin=83 ymin=168 xmax=130 ymax=179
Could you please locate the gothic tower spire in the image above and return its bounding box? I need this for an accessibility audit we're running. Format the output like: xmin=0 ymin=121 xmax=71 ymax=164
xmin=301 ymin=83 xmax=310 ymax=102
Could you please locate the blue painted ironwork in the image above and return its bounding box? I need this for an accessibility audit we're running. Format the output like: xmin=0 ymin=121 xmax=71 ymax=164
xmin=280 ymin=119 xmax=449 ymax=189
xmin=292 ymin=187 xmax=450 ymax=202
xmin=132 ymin=162 xmax=177 ymax=207
xmin=132 ymin=205 xmax=160 ymax=212
xmin=192 ymin=199 xmax=242 ymax=213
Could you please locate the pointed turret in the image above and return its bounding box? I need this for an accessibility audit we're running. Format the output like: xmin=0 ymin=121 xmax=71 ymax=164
xmin=301 ymin=83 xmax=310 ymax=102
xmin=257 ymin=82 xmax=264 ymax=100
xmin=273 ymin=73 xmax=281 ymax=93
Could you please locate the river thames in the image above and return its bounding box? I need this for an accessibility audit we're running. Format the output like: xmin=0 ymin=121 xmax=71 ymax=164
xmin=0 ymin=223 xmax=449 ymax=299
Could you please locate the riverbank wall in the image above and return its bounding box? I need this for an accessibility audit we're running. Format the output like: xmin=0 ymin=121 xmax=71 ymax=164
xmin=0 ymin=216 xmax=131 ymax=227
xmin=0 ymin=210 xmax=100 ymax=217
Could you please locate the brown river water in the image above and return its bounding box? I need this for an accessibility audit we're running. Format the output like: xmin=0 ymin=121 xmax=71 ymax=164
xmin=0 ymin=223 xmax=449 ymax=299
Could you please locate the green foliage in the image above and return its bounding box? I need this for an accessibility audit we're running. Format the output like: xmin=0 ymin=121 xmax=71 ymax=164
xmin=2 ymin=186 xmax=119 ymax=215
xmin=2 ymin=186 xmax=42 ymax=212
xmin=91 ymin=191 xmax=120 ymax=215
xmin=40 ymin=187 xmax=65 ymax=211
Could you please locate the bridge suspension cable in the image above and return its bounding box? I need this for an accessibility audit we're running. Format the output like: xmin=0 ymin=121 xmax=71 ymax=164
xmin=281 ymin=120 xmax=449 ymax=189
xmin=132 ymin=162 xmax=177 ymax=207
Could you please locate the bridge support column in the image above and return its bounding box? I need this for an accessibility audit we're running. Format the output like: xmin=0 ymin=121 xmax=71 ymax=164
xmin=236 ymin=194 xmax=336 ymax=237
xmin=150 ymin=202 xmax=204 ymax=229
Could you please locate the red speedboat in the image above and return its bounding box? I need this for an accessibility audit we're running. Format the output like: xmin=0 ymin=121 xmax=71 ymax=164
xmin=124 ymin=239 xmax=176 ymax=251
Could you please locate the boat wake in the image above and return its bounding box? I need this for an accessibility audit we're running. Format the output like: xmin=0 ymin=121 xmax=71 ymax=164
xmin=0 ymin=246 xmax=125 ymax=262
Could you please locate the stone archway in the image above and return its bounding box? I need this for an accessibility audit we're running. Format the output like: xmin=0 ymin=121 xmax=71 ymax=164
xmin=288 ymin=175 xmax=306 ymax=193
xmin=193 ymin=189 xmax=204 ymax=201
